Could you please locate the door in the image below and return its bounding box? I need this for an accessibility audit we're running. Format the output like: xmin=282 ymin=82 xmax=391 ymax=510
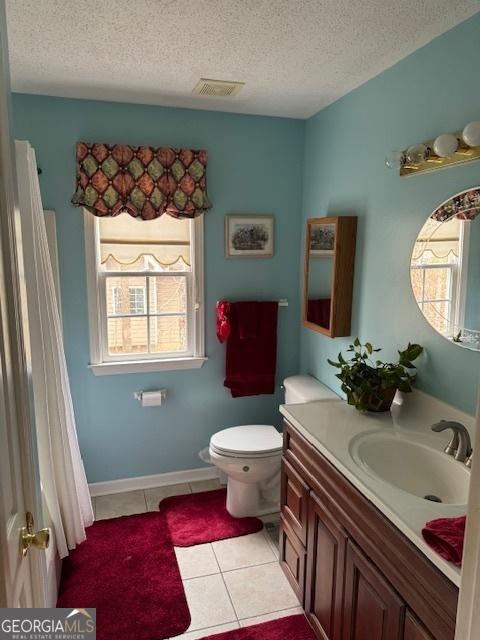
xmin=0 ymin=4 xmax=45 ymax=607
xmin=455 ymin=394 xmax=480 ymax=640
xmin=342 ymin=540 xmax=405 ymax=640
xmin=305 ymin=492 xmax=347 ymax=640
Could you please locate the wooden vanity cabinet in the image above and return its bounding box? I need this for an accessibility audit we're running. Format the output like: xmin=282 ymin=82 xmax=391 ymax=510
xmin=279 ymin=419 xmax=458 ymax=640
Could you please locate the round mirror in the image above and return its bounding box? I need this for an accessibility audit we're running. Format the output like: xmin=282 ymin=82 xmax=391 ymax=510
xmin=410 ymin=187 xmax=480 ymax=351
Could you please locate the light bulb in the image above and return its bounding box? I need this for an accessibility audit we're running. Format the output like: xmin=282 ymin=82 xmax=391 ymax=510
xmin=462 ymin=121 xmax=480 ymax=147
xmin=385 ymin=150 xmax=405 ymax=170
xmin=433 ymin=134 xmax=458 ymax=157
xmin=405 ymin=144 xmax=429 ymax=165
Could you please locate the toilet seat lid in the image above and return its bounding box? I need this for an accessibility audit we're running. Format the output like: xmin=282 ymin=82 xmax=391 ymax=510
xmin=210 ymin=425 xmax=282 ymax=456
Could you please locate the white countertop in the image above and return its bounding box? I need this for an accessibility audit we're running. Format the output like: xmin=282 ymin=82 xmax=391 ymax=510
xmin=280 ymin=390 xmax=475 ymax=587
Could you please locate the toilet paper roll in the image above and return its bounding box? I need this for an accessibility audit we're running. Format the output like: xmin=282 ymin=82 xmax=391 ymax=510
xmin=140 ymin=390 xmax=164 ymax=407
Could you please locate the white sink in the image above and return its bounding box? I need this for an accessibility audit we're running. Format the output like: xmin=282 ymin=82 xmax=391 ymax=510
xmin=349 ymin=432 xmax=470 ymax=506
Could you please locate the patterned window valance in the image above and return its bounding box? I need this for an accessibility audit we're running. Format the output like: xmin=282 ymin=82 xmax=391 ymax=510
xmin=430 ymin=187 xmax=480 ymax=222
xmin=71 ymin=142 xmax=212 ymax=219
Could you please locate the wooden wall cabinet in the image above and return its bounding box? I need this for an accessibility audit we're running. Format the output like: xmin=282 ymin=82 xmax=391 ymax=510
xmin=280 ymin=420 xmax=458 ymax=640
xmin=303 ymin=216 xmax=357 ymax=337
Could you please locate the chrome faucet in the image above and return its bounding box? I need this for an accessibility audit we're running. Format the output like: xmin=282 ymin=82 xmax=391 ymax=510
xmin=431 ymin=420 xmax=473 ymax=466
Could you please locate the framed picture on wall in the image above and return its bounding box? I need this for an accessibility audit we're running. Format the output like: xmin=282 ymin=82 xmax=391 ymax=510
xmin=309 ymin=222 xmax=336 ymax=257
xmin=225 ymin=214 xmax=275 ymax=258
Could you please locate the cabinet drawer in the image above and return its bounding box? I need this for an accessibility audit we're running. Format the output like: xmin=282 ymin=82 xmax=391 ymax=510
xmin=281 ymin=457 xmax=310 ymax=545
xmin=280 ymin=515 xmax=307 ymax=604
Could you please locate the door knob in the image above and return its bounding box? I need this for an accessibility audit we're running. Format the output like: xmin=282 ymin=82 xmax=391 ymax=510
xmin=20 ymin=511 xmax=50 ymax=557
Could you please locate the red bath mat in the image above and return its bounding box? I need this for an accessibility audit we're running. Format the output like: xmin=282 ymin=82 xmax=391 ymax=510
xmin=57 ymin=511 xmax=190 ymax=640
xmin=160 ymin=488 xmax=263 ymax=546
xmin=196 ymin=615 xmax=314 ymax=639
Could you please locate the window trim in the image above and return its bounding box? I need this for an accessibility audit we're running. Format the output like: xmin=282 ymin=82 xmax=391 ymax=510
xmin=455 ymin=220 xmax=470 ymax=333
xmin=84 ymin=210 xmax=207 ymax=374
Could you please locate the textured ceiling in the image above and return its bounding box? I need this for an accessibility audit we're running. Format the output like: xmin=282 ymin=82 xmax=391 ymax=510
xmin=5 ymin=1 xmax=480 ymax=119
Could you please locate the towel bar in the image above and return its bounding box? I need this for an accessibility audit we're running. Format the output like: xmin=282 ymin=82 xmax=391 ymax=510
xmin=216 ymin=299 xmax=288 ymax=307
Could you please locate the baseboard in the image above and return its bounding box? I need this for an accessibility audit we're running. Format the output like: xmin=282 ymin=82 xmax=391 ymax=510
xmin=89 ymin=466 xmax=218 ymax=497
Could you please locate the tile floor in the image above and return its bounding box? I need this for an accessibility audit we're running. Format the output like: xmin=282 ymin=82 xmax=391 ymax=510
xmin=91 ymin=480 xmax=302 ymax=639
xmin=92 ymin=479 xmax=221 ymax=520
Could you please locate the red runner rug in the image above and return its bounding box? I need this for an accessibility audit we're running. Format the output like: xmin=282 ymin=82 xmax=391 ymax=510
xmin=57 ymin=511 xmax=190 ymax=640
xmin=196 ymin=615 xmax=314 ymax=639
xmin=160 ymin=488 xmax=263 ymax=546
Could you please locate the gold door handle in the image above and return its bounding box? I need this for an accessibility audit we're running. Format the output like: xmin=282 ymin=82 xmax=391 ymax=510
xmin=20 ymin=511 xmax=50 ymax=557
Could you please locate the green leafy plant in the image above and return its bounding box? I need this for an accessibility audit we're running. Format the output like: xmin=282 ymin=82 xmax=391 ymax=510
xmin=328 ymin=339 xmax=424 ymax=412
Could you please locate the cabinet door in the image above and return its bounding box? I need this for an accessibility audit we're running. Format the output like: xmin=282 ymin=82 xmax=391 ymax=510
xmin=305 ymin=492 xmax=347 ymax=640
xmin=281 ymin=458 xmax=310 ymax=545
xmin=404 ymin=612 xmax=434 ymax=640
xmin=342 ymin=540 xmax=405 ymax=640
xmin=280 ymin=516 xmax=306 ymax=603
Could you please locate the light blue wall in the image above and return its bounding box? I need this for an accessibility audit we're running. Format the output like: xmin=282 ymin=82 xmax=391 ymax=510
xmin=12 ymin=13 xmax=480 ymax=483
xmin=12 ymin=94 xmax=305 ymax=482
xmin=301 ymin=12 xmax=480 ymax=415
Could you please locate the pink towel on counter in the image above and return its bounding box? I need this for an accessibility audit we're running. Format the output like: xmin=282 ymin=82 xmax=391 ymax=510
xmin=422 ymin=515 xmax=466 ymax=566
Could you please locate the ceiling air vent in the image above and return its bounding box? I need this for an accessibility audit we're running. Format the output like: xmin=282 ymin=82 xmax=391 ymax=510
xmin=192 ymin=78 xmax=245 ymax=98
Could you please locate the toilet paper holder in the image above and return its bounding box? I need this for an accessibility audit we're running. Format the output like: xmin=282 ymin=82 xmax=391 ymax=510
xmin=134 ymin=389 xmax=167 ymax=406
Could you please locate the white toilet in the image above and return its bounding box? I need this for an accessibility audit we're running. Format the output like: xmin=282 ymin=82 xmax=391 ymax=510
xmin=209 ymin=375 xmax=339 ymax=518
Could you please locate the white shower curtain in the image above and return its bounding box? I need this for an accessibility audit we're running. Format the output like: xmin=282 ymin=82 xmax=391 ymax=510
xmin=15 ymin=140 xmax=93 ymax=558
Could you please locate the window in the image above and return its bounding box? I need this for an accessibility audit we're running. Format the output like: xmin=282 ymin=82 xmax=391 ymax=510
xmin=128 ymin=287 xmax=146 ymax=315
xmin=411 ymin=263 xmax=456 ymax=335
xmin=411 ymin=217 xmax=469 ymax=338
xmin=85 ymin=211 xmax=206 ymax=374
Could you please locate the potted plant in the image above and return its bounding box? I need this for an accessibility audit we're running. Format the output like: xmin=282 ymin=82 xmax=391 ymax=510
xmin=328 ymin=339 xmax=423 ymax=412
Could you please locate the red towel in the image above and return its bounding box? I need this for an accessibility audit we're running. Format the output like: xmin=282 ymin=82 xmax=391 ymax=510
xmin=223 ymin=301 xmax=278 ymax=398
xmin=422 ymin=515 xmax=466 ymax=566
xmin=216 ymin=301 xmax=231 ymax=343
xmin=307 ymin=298 xmax=331 ymax=328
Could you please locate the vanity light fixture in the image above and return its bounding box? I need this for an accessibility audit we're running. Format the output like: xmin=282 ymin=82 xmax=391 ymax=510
xmin=386 ymin=120 xmax=480 ymax=176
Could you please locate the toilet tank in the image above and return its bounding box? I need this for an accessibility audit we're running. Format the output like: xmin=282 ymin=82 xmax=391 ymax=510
xmin=283 ymin=375 xmax=339 ymax=404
